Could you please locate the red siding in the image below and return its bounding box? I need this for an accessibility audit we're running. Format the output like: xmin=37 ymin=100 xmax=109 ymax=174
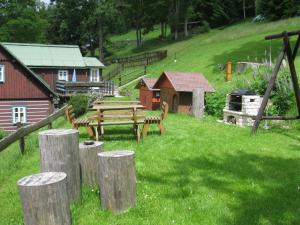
xmin=139 ymin=86 xmax=160 ymax=110
xmin=33 ymin=68 xmax=89 ymax=90
xmin=0 ymin=100 xmax=52 ymax=132
xmin=0 ymin=49 xmax=51 ymax=99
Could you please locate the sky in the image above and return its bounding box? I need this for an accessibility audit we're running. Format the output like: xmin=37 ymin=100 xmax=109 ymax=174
xmin=41 ymin=0 xmax=50 ymax=4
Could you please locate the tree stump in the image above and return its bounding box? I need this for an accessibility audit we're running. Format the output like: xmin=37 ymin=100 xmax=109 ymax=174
xmin=17 ymin=172 xmax=71 ymax=225
xmin=39 ymin=129 xmax=80 ymax=202
xmin=192 ymin=87 xmax=204 ymax=118
xmin=79 ymin=141 xmax=104 ymax=186
xmin=98 ymin=150 xmax=136 ymax=214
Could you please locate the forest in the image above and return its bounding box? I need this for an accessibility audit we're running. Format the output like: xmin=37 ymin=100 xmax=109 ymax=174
xmin=1 ymin=0 xmax=300 ymax=61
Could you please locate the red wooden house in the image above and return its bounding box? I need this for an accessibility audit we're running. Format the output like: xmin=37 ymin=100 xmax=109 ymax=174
xmin=0 ymin=43 xmax=105 ymax=91
xmin=153 ymin=71 xmax=214 ymax=113
xmin=0 ymin=44 xmax=57 ymax=132
xmin=136 ymin=78 xmax=160 ymax=110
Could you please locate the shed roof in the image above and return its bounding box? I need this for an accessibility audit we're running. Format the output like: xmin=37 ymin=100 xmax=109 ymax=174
xmin=1 ymin=43 xmax=104 ymax=68
xmin=153 ymin=71 xmax=214 ymax=93
xmin=141 ymin=78 xmax=159 ymax=90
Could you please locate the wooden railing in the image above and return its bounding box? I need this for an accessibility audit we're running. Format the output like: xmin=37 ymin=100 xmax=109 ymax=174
xmin=56 ymin=81 xmax=114 ymax=96
xmin=105 ymin=50 xmax=168 ymax=67
xmin=0 ymin=105 xmax=68 ymax=154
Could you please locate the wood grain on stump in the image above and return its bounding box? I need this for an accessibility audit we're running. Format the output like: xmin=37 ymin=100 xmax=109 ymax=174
xmin=39 ymin=129 xmax=80 ymax=202
xmin=193 ymin=87 xmax=204 ymax=118
xmin=17 ymin=172 xmax=71 ymax=225
xmin=98 ymin=150 xmax=136 ymax=214
xmin=79 ymin=141 xmax=104 ymax=186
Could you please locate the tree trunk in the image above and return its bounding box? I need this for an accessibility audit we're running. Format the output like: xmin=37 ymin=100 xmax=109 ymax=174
xmin=98 ymin=19 xmax=104 ymax=62
xmin=38 ymin=129 xmax=81 ymax=203
xmin=136 ymin=26 xmax=139 ymax=46
xmin=18 ymin=172 xmax=71 ymax=225
xmin=184 ymin=17 xmax=188 ymax=37
xmin=243 ymin=0 xmax=246 ymax=19
xmin=98 ymin=150 xmax=136 ymax=214
xmin=79 ymin=141 xmax=104 ymax=186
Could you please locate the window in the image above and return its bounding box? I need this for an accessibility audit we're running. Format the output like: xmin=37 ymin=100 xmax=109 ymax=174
xmin=90 ymin=69 xmax=100 ymax=82
xmin=58 ymin=70 xmax=68 ymax=81
xmin=12 ymin=107 xmax=27 ymax=124
xmin=0 ymin=65 xmax=4 ymax=82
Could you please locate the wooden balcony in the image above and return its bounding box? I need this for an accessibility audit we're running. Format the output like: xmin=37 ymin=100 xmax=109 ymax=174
xmin=56 ymin=80 xmax=114 ymax=96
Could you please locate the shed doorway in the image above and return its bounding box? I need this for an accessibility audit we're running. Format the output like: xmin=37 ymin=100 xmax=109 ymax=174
xmin=172 ymin=95 xmax=178 ymax=112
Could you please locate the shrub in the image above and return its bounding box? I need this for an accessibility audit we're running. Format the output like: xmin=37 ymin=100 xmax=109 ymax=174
xmin=205 ymin=91 xmax=227 ymax=119
xmin=68 ymin=95 xmax=88 ymax=117
xmin=0 ymin=129 xmax=7 ymax=140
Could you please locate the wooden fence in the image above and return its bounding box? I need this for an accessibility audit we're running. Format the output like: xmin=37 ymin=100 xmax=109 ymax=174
xmin=0 ymin=105 xmax=68 ymax=154
xmin=56 ymin=81 xmax=114 ymax=96
xmin=105 ymin=50 xmax=168 ymax=67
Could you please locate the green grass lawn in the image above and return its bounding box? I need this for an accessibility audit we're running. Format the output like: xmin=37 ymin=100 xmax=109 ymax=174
xmin=1 ymin=112 xmax=300 ymax=225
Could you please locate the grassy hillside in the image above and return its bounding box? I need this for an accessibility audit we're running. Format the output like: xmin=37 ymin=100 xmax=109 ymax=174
xmin=108 ymin=18 xmax=300 ymax=91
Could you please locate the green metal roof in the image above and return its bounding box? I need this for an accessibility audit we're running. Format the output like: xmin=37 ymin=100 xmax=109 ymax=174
xmin=84 ymin=57 xmax=105 ymax=68
xmin=1 ymin=43 xmax=104 ymax=68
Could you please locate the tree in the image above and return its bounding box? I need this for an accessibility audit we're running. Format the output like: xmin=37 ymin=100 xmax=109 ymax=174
xmin=0 ymin=0 xmax=49 ymax=43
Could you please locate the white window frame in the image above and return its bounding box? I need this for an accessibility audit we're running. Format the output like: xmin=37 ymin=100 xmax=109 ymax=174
xmin=58 ymin=70 xmax=69 ymax=81
xmin=0 ymin=65 xmax=5 ymax=82
xmin=90 ymin=68 xmax=100 ymax=82
xmin=12 ymin=106 xmax=27 ymax=124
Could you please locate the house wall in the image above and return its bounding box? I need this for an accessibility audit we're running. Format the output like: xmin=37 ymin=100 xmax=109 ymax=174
xmin=33 ymin=68 xmax=90 ymax=90
xmin=0 ymin=100 xmax=53 ymax=132
xmin=0 ymin=49 xmax=51 ymax=99
xmin=160 ymin=88 xmax=178 ymax=112
xmin=139 ymin=86 xmax=160 ymax=110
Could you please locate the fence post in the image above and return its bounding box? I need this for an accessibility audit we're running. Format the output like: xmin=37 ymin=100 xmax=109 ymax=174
xmin=17 ymin=122 xmax=25 ymax=155
xmin=119 ymin=75 xmax=122 ymax=87
xmin=144 ymin=66 xmax=147 ymax=75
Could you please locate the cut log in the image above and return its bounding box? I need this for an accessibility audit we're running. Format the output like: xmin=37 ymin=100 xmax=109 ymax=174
xmin=38 ymin=129 xmax=80 ymax=202
xmin=79 ymin=141 xmax=104 ymax=186
xmin=98 ymin=150 xmax=136 ymax=214
xmin=192 ymin=88 xmax=204 ymax=118
xmin=17 ymin=172 xmax=71 ymax=225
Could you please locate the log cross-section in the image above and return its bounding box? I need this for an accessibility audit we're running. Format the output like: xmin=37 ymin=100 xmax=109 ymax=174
xmin=17 ymin=172 xmax=71 ymax=225
xmin=98 ymin=150 xmax=136 ymax=214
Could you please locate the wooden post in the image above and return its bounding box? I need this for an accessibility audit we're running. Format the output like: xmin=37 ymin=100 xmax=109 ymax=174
xmin=252 ymin=48 xmax=286 ymax=133
xmin=98 ymin=150 xmax=136 ymax=214
xmin=17 ymin=172 xmax=71 ymax=225
xmin=38 ymin=129 xmax=81 ymax=202
xmin=79 ymin=141 xmax=104 ymax=186
xmin=192 ymin=88 xmax=204 ymax=118
xmin=226 ymin=61 xmax=232 ymax=81
xmin=16 ymin=122 xmax=25 ymax=155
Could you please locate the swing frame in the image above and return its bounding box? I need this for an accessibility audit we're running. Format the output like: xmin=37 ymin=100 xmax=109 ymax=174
xmin=252 ymin=30 xmax=300 ymax=133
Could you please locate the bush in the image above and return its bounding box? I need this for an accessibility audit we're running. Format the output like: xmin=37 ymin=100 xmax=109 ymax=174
xmin=68 ymin=95 xmax=88 ymax=117
xmin=0 ymin=129 xmax=7 ymax=140
xmin=205 ymin=91 xmax=227 ymax=119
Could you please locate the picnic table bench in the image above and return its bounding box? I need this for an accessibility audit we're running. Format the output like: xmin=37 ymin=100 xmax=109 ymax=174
xmin=89 ymin=104 xmax=145 ymax=142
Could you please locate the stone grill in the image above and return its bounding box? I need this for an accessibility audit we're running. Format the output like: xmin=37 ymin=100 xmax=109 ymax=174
xmin=223 ymin=90 xmax=262 ymax=127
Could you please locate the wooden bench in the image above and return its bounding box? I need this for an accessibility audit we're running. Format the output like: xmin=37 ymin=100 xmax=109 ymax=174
xmin=88 ymin=106 xmax=145 ymax=142
xmin=65 ymin=105 xmax=95 ymax=138
xmin=142 ymin=101 xmax=169 ymax=138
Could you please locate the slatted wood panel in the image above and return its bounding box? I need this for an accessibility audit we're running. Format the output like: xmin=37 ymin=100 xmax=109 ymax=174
xmin=0 ymin=100 xmax=52 ymax=132
xmin=0 ymin=49 xmax=50 ymax=99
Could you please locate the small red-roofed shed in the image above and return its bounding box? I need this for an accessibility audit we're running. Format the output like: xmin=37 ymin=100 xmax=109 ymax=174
xmin=153 ymin=71 xmax=214 ymax=113
xmin=136 ymin=77 xmax=160 ymax=110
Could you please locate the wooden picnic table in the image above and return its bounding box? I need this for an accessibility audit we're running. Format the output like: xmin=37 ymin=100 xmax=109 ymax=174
xmin=89 ymin=104 xmax=145 ymax=142
xmin=93 ymin=100 xmax=141 ymax=105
